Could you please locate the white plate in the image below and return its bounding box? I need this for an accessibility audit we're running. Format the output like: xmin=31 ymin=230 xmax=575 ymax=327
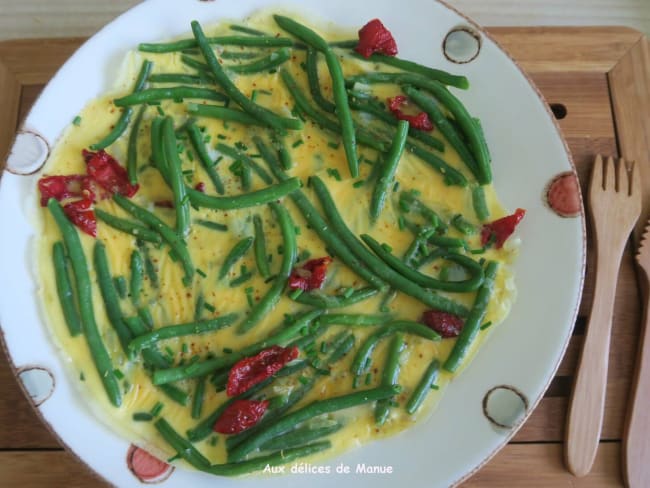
xmin=0 ymin=0 xmax=585 ymax=486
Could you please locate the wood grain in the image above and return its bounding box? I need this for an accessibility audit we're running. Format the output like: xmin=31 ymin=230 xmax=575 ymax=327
xmin=0 ymin=27 xmax=648 ymax=487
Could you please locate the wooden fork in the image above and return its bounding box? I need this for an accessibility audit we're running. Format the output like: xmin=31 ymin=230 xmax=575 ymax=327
xmin=565 ymin=155 xmax=641 ymax=477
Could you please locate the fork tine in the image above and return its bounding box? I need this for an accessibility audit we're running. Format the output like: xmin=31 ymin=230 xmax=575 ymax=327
xmin=591 ymin=154 xmax=604 ymax=190
xmin=606 ymin=156 xmax=617 ymax=190
xmin=628 ymin=159 xmax=640 ymax=197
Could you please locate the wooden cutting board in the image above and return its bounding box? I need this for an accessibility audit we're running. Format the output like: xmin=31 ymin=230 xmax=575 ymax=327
xmin=0 ymin=27 xmax=649 ymax=487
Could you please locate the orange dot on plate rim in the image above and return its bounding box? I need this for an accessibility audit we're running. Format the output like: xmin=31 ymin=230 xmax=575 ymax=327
xmin=546 ymin=172 xmax=581 ymax=218
xmin=127 ymin=444 xmax=174 ymax=483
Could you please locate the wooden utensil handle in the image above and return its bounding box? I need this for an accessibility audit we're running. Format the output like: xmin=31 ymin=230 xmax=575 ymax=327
xmin=565 ymin=249 xmax=625 ymax=477
xmin=623 ymin=273 xmax=650 ymax=488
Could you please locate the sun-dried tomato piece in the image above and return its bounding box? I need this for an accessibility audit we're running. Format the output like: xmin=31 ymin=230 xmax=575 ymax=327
xmin=288 ymin=256 xmax=333 ymax=291
xmin=227 ymin=346 xmax=299 ymax=397
xmin=421 ymin=310 xmax=464 ymax=338
xmin=37 ymin=175 xmax=95 ymax=206
xmin=387 ymin=95 xmax=434 ymax=131
xmin=355 ymin=19 xmax=398 ymax=58
xmin=63 ymin=198 xmax=97 ymax=237
xmin=83 ymin=149 xmax=139 ymax=197
xmin=481 ymin=208 xmax=526 ymax=249
xmin=213 ymin=399 xmax=269 ymax=434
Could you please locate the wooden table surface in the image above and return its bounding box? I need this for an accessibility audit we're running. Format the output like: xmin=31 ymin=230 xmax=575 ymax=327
xmin=1 ymin=23 xmax=650 ymax=488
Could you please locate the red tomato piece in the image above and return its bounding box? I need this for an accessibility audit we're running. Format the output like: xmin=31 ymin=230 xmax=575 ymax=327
xmin=194 ymin=182 xmax=206 ymax=193
xmin=288 ymin=256 xmax=333 ymax=291
xmin=421 ymin=310 xmax=464 ymax=338
xmin=63 ymin=198 xmax=97 ymax=237
xmin=213 ymin=399 xmax=269 ymax=434
xmin=387 ymin=95 xmax=434 ymax=131
xmin=481 ymin=208 xmax=526 ymax=249
xmin=355 ymin=19 xmax=398 ymax=58
xmin=227 ymin=346 xmax=299 ymax=397
xmin=37 ymin=175 xmax=95 ymax=206
xmin=83 ymin=149 xmax=139 ymax=197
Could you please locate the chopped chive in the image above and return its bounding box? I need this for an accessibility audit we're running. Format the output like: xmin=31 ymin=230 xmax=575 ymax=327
xmin=298 ymin=376 xmax=310 ymax=386
xmin=380 ymin=243 xmax=393 ymax=253
xmin=156 ymin=106 xmax=165 ymax=116
xmin=365 ymin=373 xmax=372 ymax=385
xmin=326 ymin=168 xmax=342 ymax=181
xmin=245 ymin=286 xmax=255 ymax=308
xmin=223 ymin=347 xmax=233 ymax=354
xmin=123 ymin=380 xmax=131 ymax=394
xmin=182 ymin=169 xmax=194 ymax=176
xmin=288 ymin=288 xmax=303 ymax=300
xmin=194 ymin=293 xmax=205 ymax=321
xmin=353 ymin=180 xmax=365 ymax=188
xmin=320 ymin=341 xmax=327 ymax=354
xmin=398 ymin=215 xmax=406 ymax=230
xmin=209 ymin=436 xmax=218 ymax=447
xmin=234 ymin=141 xmax=248 ymax=151
xmin=196 ymin=268 xmax=207 ymax=278
xmin=72 ymin=115 xmax=82 ymax=126
xmin=352 ymin=376 xmax=360 ymax=389
xmin=431 ymin=384 xmax=440 ymax=390
xmin=292 ymin=139 xmax=304 ymax=148
xmin=480 ymin=321 xmax=493 ymax=331
xmin=217 ymin=134 xmax=227 ymax=140
xmin=167 ymin=454 xmax=181 ymax=463
xmin=204 ymin=302 xmax=216 ymax=313
xmin=327 ymin=141 xmax=340 ymax=150
xmin=150 ymin=402 xmax=164 ymax=416
xmin=114 ymin=369 xmax=125 ymax=380
xmin=133 ymin=412 xmax=153 ymax=422
xmin=182 ymin=343 xmax=189 ymax=354
xmin=80 ymin=372 xmax=85 ymax=381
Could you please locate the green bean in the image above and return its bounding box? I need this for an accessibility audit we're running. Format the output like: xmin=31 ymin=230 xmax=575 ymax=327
xmin=191 ymin=376 xmax=206 ymax=420
xmin=351 ymin=321 xmax=440 ymax=376
xmin=194 ymin=219 xmax=228 ymax=232
xmin=402 ymin=86 xmax=480 ymax=181
xmin=260 ymin=421 xmax=342 ymax=451
xmin=347 ymin=95 xmax=445 ymax=152
xmin=399 ymin=191 xmax=447 ymax=231
xmin=444 ymin=262 xmax=498 ymax=372
xmin=349 ymin=52 xmax=469 ymax=89
xmin=252 ymin=134 xmax=385 ymax=290
xmin=148 ymin=73 xmax=212 ymax=85
xmin=472 ymin=185 xmax=490 ymax=222
xmin=161 ymin=116 xmax=191 ymax=238
xmin=224 ymin=372 xmax=317 ymax=451
xmin=93 ymin=241 xmax=133 ymax=354
xmin=403 ymin=84 xmax=490 ymax=184
xmin=113 ymin=276 xmax=128 ymax=299
xmin=90 ymin=60 xmax=152 ymax=150
xmin=370 ymin=119 xmax=409 ymax=221
xmin=274 ymin=15 xmax=358 ymax=177
xmin=139 ymin=35 xmax=294 ymax=53
xmin=406 ymin=358 xmax=440 ymax=414
xmin=189 ymin=365 xmax=298 ymax=442
xmin=280 ymin=68 xmax=383 ymax=151
xmin=375 ymin=333 xmax=404 ymax=425
xmin=291 ymin=287 xmax=380 ymax=308
xmin=361 ymin=234 xmax=484 ymax=292
xmin=216 ymin=143 xmax=273 ymax=184
xmin=187 ymin=103 xmax=260 ymax=127
xmin=229 ymin=24 xmax=268 ymax=36
xmin=253 ymin=215 xmax=271 ymax=279
xmin=154 ymin=418 xmax=211 ymax=469
xmin=128 ymin=314 xmax=238 ymax=357
xmin=126 ymin=105 xmax=146 ymax=184
xmin=219 ymin=237 xmax=253 ymax=280
xmin=237 ymin=203 xmax=296 ymax=334
xmin=306 ymin=48 xmax=336 ymax=112
xmin=274 ymin=136 xmax=293 ymax=170
xmin=228 ymin=385 xmax=398 ymax=461
xmin=228 ymin=47 xmax=291 ymax=74
xmin=149 ymin=116 xmax=168 ymax=180
xmin=325 ymin=334 xmax=355 ymax=364
xmin=405 ymin=141 xmax=468 ymax=186
xmin=139 ymin=243 xmax=159 ymax=289
xmin=279 ymin=68 xmax=386 ymax=153
xmin=186 ymin=120 xmax=225 ymax=195
xmin=310 ymin=177 xmax=469 ymax=315
xmin=113 ymin=194 xmax=194 ymax=286
xmin=137 ymin=306 xmax=154 ymax=330
xmin=221 ymin=50 xmax=263 ymax=60
xmin=186 ymin=177 xmax=301 ymax=210
xmin=451 ymin=214 xmax=476 ymax=235
xmin=52 ymin=242 xmax=82 ymax=336
xmin=129 ymin=249 xmax=144 ymax=306
xmin=153 ymin=309 xmax=322 ymax=385
xmin=191 ymin=21 xmax=302 ymax=133
xmin=114 ymin=86 xmax=228 ymax=107
xmin=48 ymin=199 xmax=121 ymax=406
xmin=319 ymin=314 xmax=391 ymax=327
